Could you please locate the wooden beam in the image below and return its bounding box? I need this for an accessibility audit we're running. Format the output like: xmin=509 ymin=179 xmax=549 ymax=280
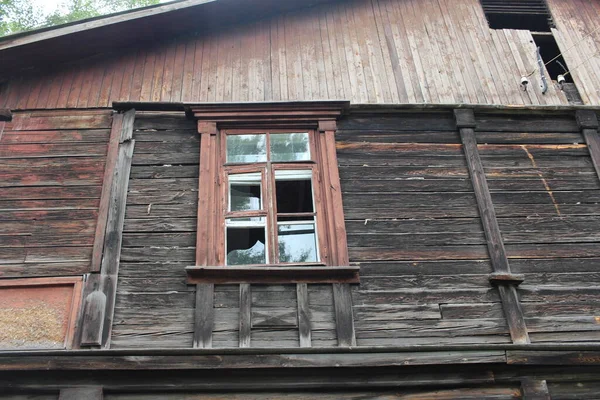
xmin=78 ymin=109 xmax=135 ymax=349
xmin=186 ymin=266 xmax=360 ymax=284
xmin=296 ymin=283 xmax=312 ymax=348
xmin=577 ymin=110 xmax=600 ymax=181
xmin=59 ymin=387 xmax=103 ymax=400
xmin=333 ymin=283 xmax=356 ymax=347
xmin=0 ymin=108 xmax=12 ymax=121
xmin=193 ymin=283 xmax=214 ymax=349
xmin=239 ymin=284 xmax=252 ymax=348
xmin=454 ymin=109 xmax=530 ymax=345
xmin=520 ymin=378 xmax=551 ymax=400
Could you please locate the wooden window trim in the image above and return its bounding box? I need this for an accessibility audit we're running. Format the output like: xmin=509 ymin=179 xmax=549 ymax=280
xmin=185 ymin=102 xmax=355 ymax=284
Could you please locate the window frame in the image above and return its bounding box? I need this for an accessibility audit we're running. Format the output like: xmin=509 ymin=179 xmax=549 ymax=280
xmin=220 ymin=128 xmax=326 ymax=267
xmin=185 ymin=102 xmax=358 ymax=284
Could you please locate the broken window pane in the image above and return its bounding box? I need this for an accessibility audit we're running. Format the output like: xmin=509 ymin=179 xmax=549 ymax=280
xmin=270 ymin=133 xmax=310 ymax=161
xmin=227 ymin=134 xmax=267 ymax=163
xmin=226 ymin=218 xmax=267 ymax=265
xmin=278 ymin=223 xmax=317 ymax=263
xmin=275 ymin=170 xmax=313 ymax=213
xmin=229 ymin=173 xmax=262 ymax=211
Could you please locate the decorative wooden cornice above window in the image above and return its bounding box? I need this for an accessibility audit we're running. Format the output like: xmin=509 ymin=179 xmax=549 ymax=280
xmin=184 ymin=101 xmax=355 ymax=284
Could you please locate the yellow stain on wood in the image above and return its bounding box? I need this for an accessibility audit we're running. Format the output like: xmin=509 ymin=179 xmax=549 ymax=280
xmin=520 ymin=145 xmax=562 ymax=217
xmin=0 ymin=304 xmax=66 ymax=348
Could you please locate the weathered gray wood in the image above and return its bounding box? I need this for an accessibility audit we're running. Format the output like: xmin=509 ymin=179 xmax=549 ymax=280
xmin=239 ymin=284 xmax=251 ymax=348
xmin=520 ymin=378 xmax=551 ymax=400
xmin=59 ymin=387 xmax=103 ymax=400
xmin=194 ymin=283 xmax=214 ymax=349
xmin=80 ymin=290 xmax=107 ymax=347
xmin=297 ymin=283 xmax=311 ymax=348
xmin=333 ymin=283 xmax=356 ymax=347
xmin=455 ymin=108 xmax=530 ymax=345
xmin=577 ymin=111 xmax=600 ymax=182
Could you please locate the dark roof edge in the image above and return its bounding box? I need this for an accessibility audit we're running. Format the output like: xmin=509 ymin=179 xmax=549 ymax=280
xmin=0 ymin=0 xmax=212 ymax=51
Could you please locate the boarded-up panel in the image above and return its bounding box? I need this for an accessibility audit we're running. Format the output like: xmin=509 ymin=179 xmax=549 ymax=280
xmin=0 ymin=110 xmax=111 ymax=278
xmin=0 ymin=277 xmax=82 ymax=350
xmin=2 ymin=0 xmax=572 ymax=109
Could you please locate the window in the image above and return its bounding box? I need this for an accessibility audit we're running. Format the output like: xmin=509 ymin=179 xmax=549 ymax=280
xmin=184 ymin=102 xmax=358 ymax=284
xmin=224 ymin=131 xmax=321 ymax=266
xmin=480 ymin=0 xmax=553 ymax=32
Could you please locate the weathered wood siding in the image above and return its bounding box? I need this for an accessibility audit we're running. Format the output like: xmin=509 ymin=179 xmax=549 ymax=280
xmin=549 ymin=0 xmax=600 ymax=105
xmin=113 ymin=112 xmax=198 ymax=348
xmin=0 ymin=0 xmax=579 ymax=109
xmin=0 ymin=110 xmax=112 ymax=277
xmin=338 ymin=111 xmax=510 ymax=345
xmin=340 ymin=110 xmax=600 ymax=346
xmin=475 ymin=111 xmax=600 ymax=343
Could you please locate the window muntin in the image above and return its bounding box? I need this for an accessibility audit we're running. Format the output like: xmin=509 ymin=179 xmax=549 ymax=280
xmin=223 ymin=131 xmax=321 ymax=266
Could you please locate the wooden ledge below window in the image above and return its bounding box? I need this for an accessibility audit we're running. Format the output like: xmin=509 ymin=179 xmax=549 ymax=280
xmin=185 ymin=266 xmax=360 ymax=284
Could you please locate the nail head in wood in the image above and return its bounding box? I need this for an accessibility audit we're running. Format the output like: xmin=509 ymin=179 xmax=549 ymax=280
xmin=453 ymin=109 xmax=476 ymax=128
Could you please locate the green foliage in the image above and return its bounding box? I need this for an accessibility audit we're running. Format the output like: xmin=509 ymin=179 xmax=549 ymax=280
xmin=0 ymin=0 xmax=160 ymax=37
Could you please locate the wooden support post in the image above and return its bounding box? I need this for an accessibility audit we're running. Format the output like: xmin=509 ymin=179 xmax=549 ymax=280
xmin=193 ymin=121 xmax=218 ymax=349
xmin=333 ymin=283 xmax=356 ymax=346
xmin=59 ymin=387 xmax=103 ymax=400
xmin=521 ymin=378 xmax=551 ymax=400
xmin=296 ymin=283 xmax=312 ymax=348
xmin=239 ymin=283 xmax=252 ymax=348
xmin=577 ymin=110 xmax=600 ymax=181
xmin=193 ymin=283 xmax=214 ymax=348
xmin=77 ymin=109 xmax=135 ymax=349
xmin=454 ymin=109 xmax=530 ymax=345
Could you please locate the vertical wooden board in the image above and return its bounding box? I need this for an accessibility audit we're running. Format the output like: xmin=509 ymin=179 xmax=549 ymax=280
xmin=261 ymin=20 xmax=273 ymax=101
xmin=33 ymin=76 xmax=52 ymax=109
xmin=345 ymin=2 xmax=370 ymax=103
xmin=87 ymin=63 xmax=107 ymax=108
xmin=138 ymin=50 xmax=157 ymax=102
xmin=285 ymin=13 xmax=302 ymax=100
xmin=25 ymin=76 xmax=44 ymax=110
xmin=492 ymin=30 xmax=529 ymax=105
xmin=296 ymin=283 xmax=311 ymax=347
xmin=105 ymin=56 xmax=126 ymax=106
xmin=97 ymin=63 xmax=114 ymax=108
xmin=191 ymin=37 xmax=205 ymax=103
xmin=170 ymin=42 xmax=187 ymax=102
xmin=229 ymin=34 xmax=243 ymax=104
xmin=270 ymin=18 xmax=282 ymax=101
xmin=160 ymin=42 xmax=177 ymax=102
xmin=369 ymin=0 xmax=399 ymax=103
xmin=117 ymin=51 xmax=138 ymax=102
xmin=207 ymin=34 xmax=220 ymax=103
xmin=381 ymin=0 xmax=415 ymax=102
xmin=148 ymin=44 xmax=167 ymax=103
xmin=398 ymin=0 xmax=430 ymax=102
xmin=181 ymin=38 xmax=197 ymax=102
xmin=222 ymin=34 xmax=235 ymax=103
xmin=129 ymin=50 xmax=146 ymax=102
xmin=194 ymin=283 xmax=214 ymax=349
xmin=521 ymin=378 xmax=550 ymax=400
xmin=328 ymin=5 xmax=351 ymax=101
xmin=239 ymin=284 xmax=251 ymax=348
xmin=333 ymin=283 xmax=356 ymax=347
xmin=321 ymin=8 xmax=342 ymax=100
xmin=198 ymin=36 xmax=213 ymax=102
xmin=316 ymin=12 xmax=333 ymax=100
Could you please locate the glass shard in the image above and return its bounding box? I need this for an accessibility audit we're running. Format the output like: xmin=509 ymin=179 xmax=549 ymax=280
xmin=278 ymin=223 xmax=317 ymax=263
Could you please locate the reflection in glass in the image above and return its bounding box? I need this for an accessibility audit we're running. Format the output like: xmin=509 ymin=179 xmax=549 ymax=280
xmin=227 ymin=134 xmax=267 ymax=163
xmin=226 ymin=218 xmax=266 ymax=265
xmin=278 ymin=223 xmax=317 ymax=263
xmin=229 ymin=173 xmax=262 ymax=211
xmin=270 ymin=133 xmax=310 ymax=161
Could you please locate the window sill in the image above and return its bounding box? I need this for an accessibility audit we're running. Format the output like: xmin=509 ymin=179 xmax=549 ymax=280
xmin=185 ymin=266 xmax=360 ymax=284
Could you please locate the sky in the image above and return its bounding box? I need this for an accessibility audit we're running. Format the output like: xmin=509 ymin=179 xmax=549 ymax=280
xmin=30 ymin=0 xmax=172 ymax=17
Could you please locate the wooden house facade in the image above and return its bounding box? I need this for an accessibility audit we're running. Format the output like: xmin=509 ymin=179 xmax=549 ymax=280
xmin=2 ymin=0 xmax=600 ymax=398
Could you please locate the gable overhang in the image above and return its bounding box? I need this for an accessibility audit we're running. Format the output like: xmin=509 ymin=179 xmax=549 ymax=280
xmin=0 ymin=0 xmax=340 ymax=76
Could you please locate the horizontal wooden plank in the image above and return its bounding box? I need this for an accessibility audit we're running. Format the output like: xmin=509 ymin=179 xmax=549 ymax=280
xmin=129 ymin=165 xmax=199 ymax=179
xmin=0 ymin=143 xmax=107 ymax=158
xmin=123 ymin=218 xmax=197 ymax=232
xmin=356 ymin=260 xmax=493 ymax=276
xmin=352 ymin=288 xmax=501 ymax=305
xmin=354 ymin=319 xmax=508 ymax=338
xmin=0 ymin=246 xmax=92 ymax=264
xmin=0 ymin=261 xmax=91 ymax=278
xmin=5 ymin=111 xmax=112 ymax=131
xmin=349 ymin=245 xmax=490 ymax=261
xmin=1 ymin=129 xmax=110 ymax=143
xmin=0 ymin=185 xmax=101 ymax=200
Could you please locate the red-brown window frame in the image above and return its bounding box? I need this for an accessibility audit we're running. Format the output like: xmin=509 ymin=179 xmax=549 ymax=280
xmin=184 ymin=102 xmax=357 ymax=284
xmin=219 ymin=128 xmax=326 ymax=267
